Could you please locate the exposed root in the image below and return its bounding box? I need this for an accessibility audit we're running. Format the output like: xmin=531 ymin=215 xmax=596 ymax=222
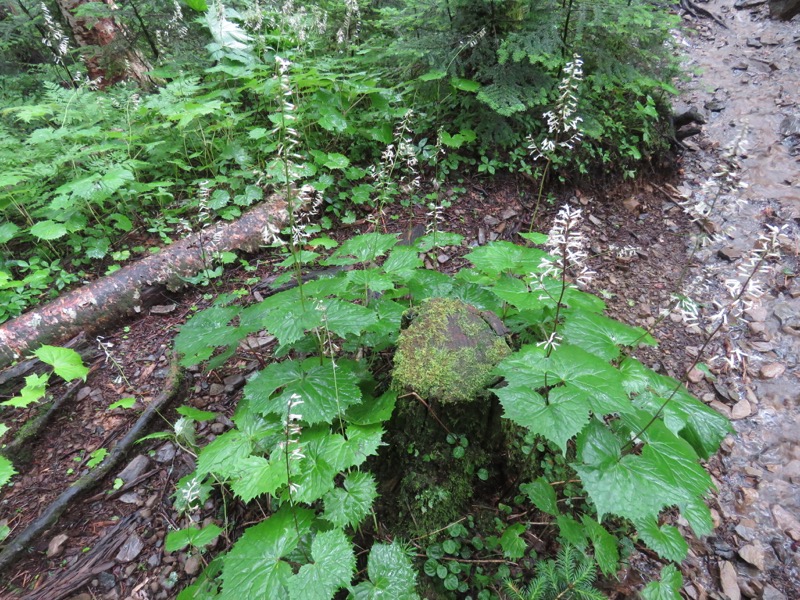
xmin=0 ymin=357 xmax=185 ymax=574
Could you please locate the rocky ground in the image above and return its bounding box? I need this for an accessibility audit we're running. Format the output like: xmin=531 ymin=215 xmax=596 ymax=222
xmin=667 ymin=1 xmax=800 ymax=598
xmin=0 ymin=2 xmax=798 ymax=599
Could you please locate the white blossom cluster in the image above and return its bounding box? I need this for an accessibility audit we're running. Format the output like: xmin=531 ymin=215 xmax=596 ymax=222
xmin=255 ymin=0 xmax=327 ymax=40
xmin=40 ymin=2 xmax=69 ymax=63
xmin=709 ymin=224 xmax=784 ymax=326
xmin=539 ymin=205 xmax=595 ymax=288
xmin=459 ymin=26 xmax=486 ymax=50
xmin=278 ymin=393 xmax=305 ymax=495
xmin=336 ymin=0 xmax=361 ymax=45
xmin=155 ymin=1 xmax=189 ymax=49
xmin=527 ymin=55 xmax=584 ymax=161
xmin=370 ymin=109 xmax=420 ymax=209
xmin=425 ymin=129 xmax=448 ymax=236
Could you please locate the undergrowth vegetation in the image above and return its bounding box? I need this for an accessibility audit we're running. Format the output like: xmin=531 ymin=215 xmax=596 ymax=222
xmin=0 ymin=0 xmax=716 ymax=597
xmin=1 ymin=0 xmax=679 ymax=322
xmin=167 ymin=219 xmax=730 ymax=598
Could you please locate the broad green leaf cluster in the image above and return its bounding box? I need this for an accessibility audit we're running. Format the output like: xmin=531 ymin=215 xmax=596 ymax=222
xmin=172 ymin=232 xmax=730 ymax=597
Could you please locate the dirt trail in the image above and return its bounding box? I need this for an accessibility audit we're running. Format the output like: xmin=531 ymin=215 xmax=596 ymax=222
xmin=675 ymin=2 xmax=800 ymax=598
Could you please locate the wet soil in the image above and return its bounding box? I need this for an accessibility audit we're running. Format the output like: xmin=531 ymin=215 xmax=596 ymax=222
xmin=0 ymin=4 xmax=799 ymax=599
xmin=671 ymin=1 xmax=800 ymax=598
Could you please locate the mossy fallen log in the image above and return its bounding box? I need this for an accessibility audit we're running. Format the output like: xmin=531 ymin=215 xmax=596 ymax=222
xmin=0 ymin=199 xmax=292 ymax=370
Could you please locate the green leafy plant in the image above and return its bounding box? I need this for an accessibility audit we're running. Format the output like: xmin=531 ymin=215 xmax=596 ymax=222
xmin=169 ymin=218 xmax=729 ymax=597
xmin=0 ymin=345 xmax=89 ymax=488
xmin=504 ymin=545 xmax=606 ymax=600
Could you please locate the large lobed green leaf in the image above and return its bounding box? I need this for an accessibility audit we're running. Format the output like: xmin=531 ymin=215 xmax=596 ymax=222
xmin=245 ymin=358 xmax=362 ymax=425
xmin=323 ymin=233 xmax=398 ymax=266
xmin=287 ymin=529 xmax=355 ymax=600
xmin=219 ymin=507 xmax=313 ymax=600
xmin=561 ymin=310 xmax=655 ymax=361
xmin=34 ymin=345 xmax=89 ymax=381
xmin=495 ymin=384 xmax=590 ymax=454
xmin=620 ymin=359 xmax=732 ymax=459
xmin=323 ymin=471 xmax=378 ymax=529
xmin=349 ymin=542 xmax=420 ymax=600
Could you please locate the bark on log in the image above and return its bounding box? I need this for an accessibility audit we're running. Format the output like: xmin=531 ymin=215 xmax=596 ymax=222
xmin=0 ymin=199 xmax=292 ymax=371
xmin=54 ymin=0 xmax=155 ymax=88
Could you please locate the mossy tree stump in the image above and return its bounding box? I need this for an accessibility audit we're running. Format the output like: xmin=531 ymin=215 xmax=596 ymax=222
xmin=392 ymin=297 xmax=510 ymax=404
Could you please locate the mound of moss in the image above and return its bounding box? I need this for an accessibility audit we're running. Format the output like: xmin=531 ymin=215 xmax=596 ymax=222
xmin=392 ymin=297 xmax=510 ymax=403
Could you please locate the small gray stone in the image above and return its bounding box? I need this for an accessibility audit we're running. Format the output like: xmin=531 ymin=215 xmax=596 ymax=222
xmin=209 ymin=383 xmax=225 ymax=396
xmin=772 ymin=504 xmax=800 ymax=534
xmin=97 ymin=571 xmax=116 ymax=592
xmin=746 ymin=37 xmax=763 ymax=48
xmin=500 ymin=208 xmax=518 ymax=220
xmin=760 ymin=362 xmax=786 ymax=379
xmin=734 ymin=0 xmax=767 ymax=7
xmin=705 ymin=100 xmax=726 ymax=112
xmin=47 ymin=533 xmax=69 ymax=558
xmin=184 ymin=554 xmax=202 ymax=576
xmin=117 ymin=455 xmax=150 ymax=484
xmin=118 ymin=492 xmax=142 ymax=505
xmin=780 ymin=116 xmax=800 ymax=138
xmin=437 ymin=254 xmax=450 ymax=264
xmin=150 ymin=304 xmax=177 ymax=315
xmin=116 ymin=534 xmax=145 ymax=563
xmin=223 ymin=373 xmax=245 ymax=390
xmin=779 ymin=460 xmax=800 ymax=483
xmin=719 ymin=561 xmax=740 ymax=600
xmin=734 ymin=524 xmax=756 ymax=541
xmin=732 ymin=61 xmax=749 ymax=71
xmin=77 ymin=386 xmax=92 ymax=402
xmin=687 ymin=367 xmax=705 ymax=383
xmin=718 ymin=246 xmax=744 ymax=261
xmin=738 ymin=542 xmax=766 ymax=570
xmin=773 ymin=302 xmax=800 ymax=328
xmin=763 ymin=585 xmax=787 ymax=600
xmin=731 ymin=399 xmax=752 ymax=420
xmin=745 ymin=306 xmax=767 ymax=322
xmin=154 ymin=442 xmax=176 ymax=464
xmin=148 ymin=552 xmax=162 ymax=567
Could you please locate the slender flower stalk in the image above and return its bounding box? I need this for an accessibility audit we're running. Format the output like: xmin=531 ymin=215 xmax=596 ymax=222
xmin=527 ymin=55 xmax=584 ymax=230
xmin=370 ymin=110 xmax=419 ymax=230
xmin=624 ymin=224 xmax=785 ymax=449
xmin=532 ymin=206 xmax=594 ymax=360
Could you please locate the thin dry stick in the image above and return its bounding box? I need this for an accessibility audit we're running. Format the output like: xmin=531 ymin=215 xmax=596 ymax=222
xmin=0 ymin=357 xmax=184 ymax=573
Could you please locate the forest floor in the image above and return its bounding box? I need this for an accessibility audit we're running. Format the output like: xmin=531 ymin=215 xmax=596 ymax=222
xmin=0 ymin=2 xmax=798 ymax=599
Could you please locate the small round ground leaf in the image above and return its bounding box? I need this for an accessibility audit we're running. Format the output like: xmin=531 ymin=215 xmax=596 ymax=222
xmin=392 ymin=297 xmax=510 ymax=403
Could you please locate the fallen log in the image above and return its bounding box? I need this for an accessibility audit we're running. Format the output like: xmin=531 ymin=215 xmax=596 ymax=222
xmin=0 ymin=198 xmax=292 ymax=371
xmin=0 ymin=357 xmax=184 ymax=574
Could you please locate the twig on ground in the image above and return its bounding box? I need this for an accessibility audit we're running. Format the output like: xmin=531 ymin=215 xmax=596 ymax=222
xmin=0 ymin=357 xmax=184 ymax=574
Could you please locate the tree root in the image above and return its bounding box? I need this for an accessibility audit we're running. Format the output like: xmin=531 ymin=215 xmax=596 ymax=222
xmin=0 ymin=357 xmax=185 ymax=574
xmin=680 ymin=0 xmax=729 ymax=28
xmin=0 ymin=381 xmax=83 ymax=461
xmin=21 ymin=512 xmax=140 ymax=600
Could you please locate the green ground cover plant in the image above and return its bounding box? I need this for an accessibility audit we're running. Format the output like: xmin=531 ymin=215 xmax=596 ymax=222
xmin=169 ymin=214 xmax=730 ymax=597
xmin=0 ymin=2 xmax=712 ymax=595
